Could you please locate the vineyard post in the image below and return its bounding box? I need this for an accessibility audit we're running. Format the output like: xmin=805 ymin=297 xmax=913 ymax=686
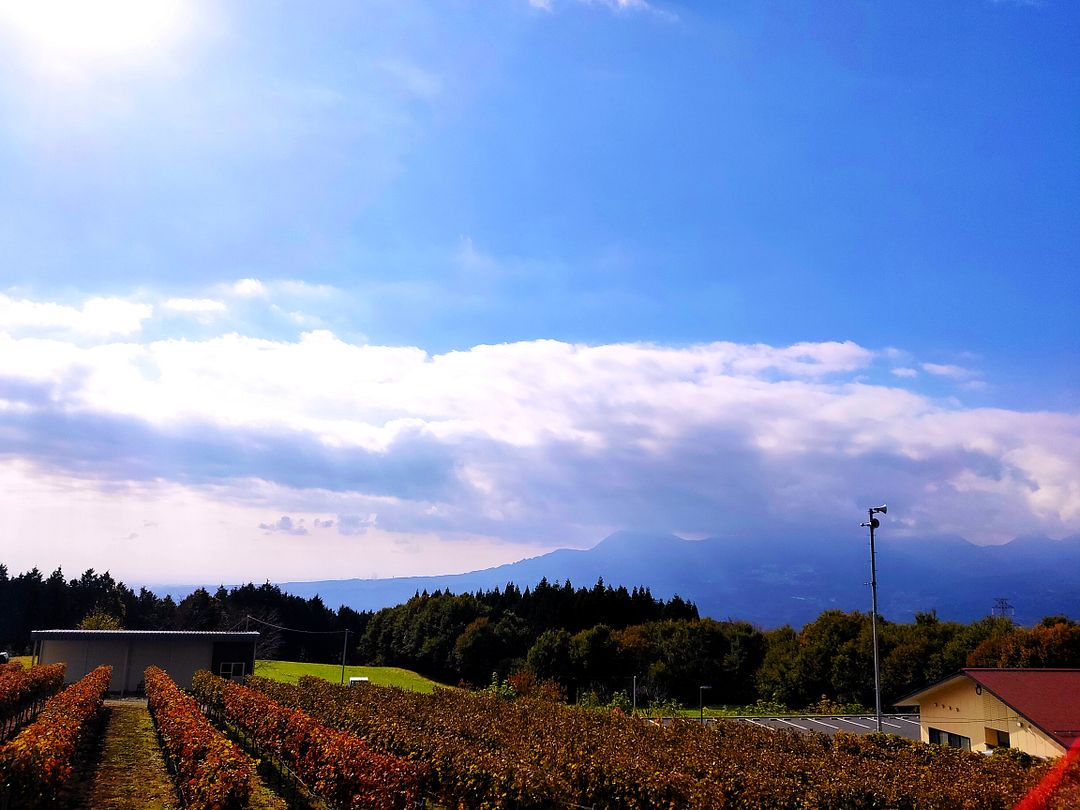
xmin=861 ymin=504 xmax=888 ymax=733
xmin=340 ymin=629 xmax=349 ymax=685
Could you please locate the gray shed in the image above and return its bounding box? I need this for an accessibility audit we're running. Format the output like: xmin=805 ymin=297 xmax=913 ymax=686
xmin=31 ymin=629 xmax=259 ymax=693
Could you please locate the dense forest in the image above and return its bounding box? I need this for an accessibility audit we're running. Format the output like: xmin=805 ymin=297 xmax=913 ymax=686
xmin=0 ymin=565 xmax=365 ymax=663
xmin=2 ymin=564 xmax=1077 ymax=710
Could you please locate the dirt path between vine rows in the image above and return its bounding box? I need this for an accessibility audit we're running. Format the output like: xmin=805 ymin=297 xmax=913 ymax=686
xmin=76 ymin=698 xmax=180 ymax=810
xmin=54 ymin=697 xmax=288 ymax=810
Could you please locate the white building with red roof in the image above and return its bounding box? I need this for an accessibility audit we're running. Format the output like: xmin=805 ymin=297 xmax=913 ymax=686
xmin=895 ymin=668 xmax=1080 ymax=759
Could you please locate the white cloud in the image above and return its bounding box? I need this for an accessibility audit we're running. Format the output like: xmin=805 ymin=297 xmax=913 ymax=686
xmin=0 ymin=461 xmax=547 ymax=582
xmin=891 ymin=367 xmax=918 ymax=378
xmin=0 ymin=294 xmax=152 ymax=336
xmin=922 ymin=362 xmax=978 ymax=380
xmin=163 ymin=297 xmax=227 ymax=321
xmin=258 ymin=515 xmax=308 ymax=535
xmin=229 ymin=278 xmax=267 ymax=298
xmin=528 ymin=0 xmax=671 ymax=17
xmin=219 ymin=278 xmax=341 ymax=305
xmin=585 ymin=0 xmax=678 ymax=20
xmin=269 ymin=304 xmax=325 ymax=328
xmin=275 ymin=280 xmax=341 ymax=299
xmin=164 ymin=297 xmax=226 ymax=313
xmin=0 ymin=303 xmax=1077 ymax=579
xmin=456 ymin=236 xmax=501 ymax=275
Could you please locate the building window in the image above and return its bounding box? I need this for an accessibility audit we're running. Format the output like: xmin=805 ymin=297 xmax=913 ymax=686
xmin=928 ymin=727 xmax=971 ymax=751
xmin=219 ymin=661 xmax=246 ymax=679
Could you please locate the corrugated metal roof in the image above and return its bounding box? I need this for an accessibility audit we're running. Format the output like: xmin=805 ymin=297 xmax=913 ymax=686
xmin=32 ymin=629 xmax=259 ymax=640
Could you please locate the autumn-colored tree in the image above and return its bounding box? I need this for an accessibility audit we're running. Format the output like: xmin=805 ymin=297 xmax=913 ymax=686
xmin=76 ymin=610 xmax=122 ymax=630
xmin=968 ymin=620 xmax=1080 ymax=667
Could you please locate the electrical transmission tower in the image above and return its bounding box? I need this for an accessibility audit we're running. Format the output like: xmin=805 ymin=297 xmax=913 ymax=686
xmin=991 ymin=597 xmax=1014 ymax=620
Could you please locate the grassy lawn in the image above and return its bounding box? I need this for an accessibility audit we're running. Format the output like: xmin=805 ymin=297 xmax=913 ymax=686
xmin=254 ymin=660 xmax=444 ymax=693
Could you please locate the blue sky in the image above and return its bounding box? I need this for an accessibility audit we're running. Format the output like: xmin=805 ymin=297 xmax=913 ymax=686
xmin=0 ymin=0 xmax=1077 ymax=583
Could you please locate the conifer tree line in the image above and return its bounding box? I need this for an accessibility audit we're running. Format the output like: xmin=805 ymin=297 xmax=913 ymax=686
xmin=1 ymin=564 xmax=1077 ymax=710
xmin=0 ymin=565 xmax=366 ymax=663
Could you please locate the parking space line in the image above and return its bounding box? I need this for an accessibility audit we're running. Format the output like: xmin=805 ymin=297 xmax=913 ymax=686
xmin=728 ymin=715 xmax=920 ymax=739
xmin=776 ymin=718 xmax=810 ymax=731
xmin=838 ymin=721 xmax=872 ymax=734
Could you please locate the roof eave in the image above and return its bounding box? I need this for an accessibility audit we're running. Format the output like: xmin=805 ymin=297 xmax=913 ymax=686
xmin=891 ymin=671 xmax=968 ymax=707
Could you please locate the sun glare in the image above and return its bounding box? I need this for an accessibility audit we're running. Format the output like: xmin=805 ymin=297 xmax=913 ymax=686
xmin=0 ymin=0 xmax=189 ymax=72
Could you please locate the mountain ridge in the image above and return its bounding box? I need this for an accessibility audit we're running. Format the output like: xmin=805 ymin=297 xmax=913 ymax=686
xmin=262 ymin=531 xmax=1080 ymax=627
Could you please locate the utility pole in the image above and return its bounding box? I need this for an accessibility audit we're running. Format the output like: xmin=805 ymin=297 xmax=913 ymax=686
xmin=861 ymin=504 xmax=887 ymax=732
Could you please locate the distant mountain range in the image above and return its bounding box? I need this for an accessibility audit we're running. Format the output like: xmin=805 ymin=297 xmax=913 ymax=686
xmin=269 ymin=531 xmax=1080 ymax=628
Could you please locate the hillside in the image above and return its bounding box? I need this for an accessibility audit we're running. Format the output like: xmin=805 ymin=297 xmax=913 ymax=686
xmin=274 ymin=531 xmax=1080 ymax=626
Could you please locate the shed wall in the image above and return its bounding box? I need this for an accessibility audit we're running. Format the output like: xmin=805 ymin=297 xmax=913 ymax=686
xmin=913 ymin=678 xmax=1064 ymax=758
xmin=39 ymin=637 xmax=215 ymax=692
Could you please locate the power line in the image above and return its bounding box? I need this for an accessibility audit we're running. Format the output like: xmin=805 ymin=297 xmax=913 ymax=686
xmin=239 ymin=614 xmax=348 ymax=636
xmin=238 ymin=614 xmax=354 ymax=685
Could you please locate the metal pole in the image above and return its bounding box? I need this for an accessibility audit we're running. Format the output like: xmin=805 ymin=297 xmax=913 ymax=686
xmin=340 ymin=629 xmax=349 ymax=685
xmin=868 ymin=509 xmax=883 ymax=732
xmin=632 ymin=675 xmax=637 ymax=716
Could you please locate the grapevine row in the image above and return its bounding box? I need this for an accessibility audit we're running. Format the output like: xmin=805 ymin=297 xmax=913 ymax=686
xmin=192 ymin=671 xmax=427 ymax=810
xmin=144 ymin=666 xmax=254 ymax=810
xmin=0 ymin=666 xmax=111 ymax=804
xmin=248 ymin=675 xmax=1068 ymax=810
xmin=0 ymin=663 xmax=65 ymax=738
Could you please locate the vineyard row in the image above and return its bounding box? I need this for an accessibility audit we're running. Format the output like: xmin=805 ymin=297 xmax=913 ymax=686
xmin=0 ymin=662 xmax=65 ymax=741
xmin=246 ymin=674 xmax=1078 ymax=810
xmin=193 ymin=671 xmax=427 ymax=810
xmin=0 ymin=665 xmax=111 ymax=806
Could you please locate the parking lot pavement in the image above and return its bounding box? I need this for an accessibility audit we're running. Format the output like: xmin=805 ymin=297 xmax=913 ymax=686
xmin=724 ymin=714 xmax=922 ymax=741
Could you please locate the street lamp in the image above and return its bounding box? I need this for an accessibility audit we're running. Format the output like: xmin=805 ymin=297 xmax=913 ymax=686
xmin=699 ymin=684 xmax=712 ymax=724
xmin=860 ymin=504 xmax=887 ymax=732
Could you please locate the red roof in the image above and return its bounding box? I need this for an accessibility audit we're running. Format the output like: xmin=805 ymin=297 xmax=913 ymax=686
xmin=964 ymin=668 xmax=1080 ymax=751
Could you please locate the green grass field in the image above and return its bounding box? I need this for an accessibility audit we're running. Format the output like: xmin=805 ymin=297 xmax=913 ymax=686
xmin=253 ymin=660 xmax=444 ymax=693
